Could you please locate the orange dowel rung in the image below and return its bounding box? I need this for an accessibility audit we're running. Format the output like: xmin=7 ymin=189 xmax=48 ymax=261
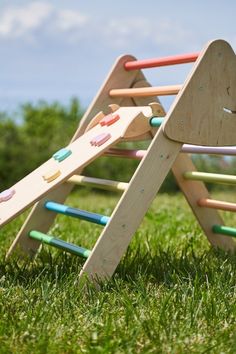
xmin=124 ymin=52 xmax=199 ymax=70
xmin=198 ymin=198 xmax=236 ymax=212
xmin=109 ymin=85 xmax=182 ymax=98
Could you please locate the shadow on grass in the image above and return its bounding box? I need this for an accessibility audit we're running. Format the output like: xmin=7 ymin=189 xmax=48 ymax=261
xmin=1 ymin=244 xmax=236 ymax=291
xmin=115 ymin=245 xmax=236 ymax=289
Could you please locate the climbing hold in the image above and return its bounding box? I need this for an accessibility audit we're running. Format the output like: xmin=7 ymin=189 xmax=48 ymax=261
xmin=0 ymin=188 xmax=15 ymax=202
xmin=43 ymin=169 xmax=61 ymax=183
xmin=53 ymin=148 xmax=72 ymax=162
xmin=90 ymin=133 xmax=111 ymax=146
xmin=100 ymin=113 xmax=120 ymax=126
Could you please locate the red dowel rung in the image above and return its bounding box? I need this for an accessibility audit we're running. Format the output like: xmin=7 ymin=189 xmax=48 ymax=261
xmin=124 ymin=52 xmax=199 ymax=71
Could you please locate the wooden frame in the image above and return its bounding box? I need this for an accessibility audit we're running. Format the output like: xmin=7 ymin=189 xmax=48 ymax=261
xmin=3 ymin=39 xmax=236 ymax=286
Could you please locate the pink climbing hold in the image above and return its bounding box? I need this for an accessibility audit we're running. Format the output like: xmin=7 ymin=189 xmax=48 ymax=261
xmin=90 ymin=133 xmax=112 ymax=147
xmin=0 ymin=188 xmax=15 ymax=202
xmin=100 ymin=113 xmax=120 ymax=126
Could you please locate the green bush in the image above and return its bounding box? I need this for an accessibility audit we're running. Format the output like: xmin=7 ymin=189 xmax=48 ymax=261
xmin=0 ymin=99 xmax=82 ymax=189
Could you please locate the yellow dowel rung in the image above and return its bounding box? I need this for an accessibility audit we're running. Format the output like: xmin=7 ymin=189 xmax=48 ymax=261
xmin=109 ymin=85 xmax=182 ymax=98
xmin=68 ymin=175 xmax=128 ymax=192
xmin=184 ymin=171 xmax=236 ymax=185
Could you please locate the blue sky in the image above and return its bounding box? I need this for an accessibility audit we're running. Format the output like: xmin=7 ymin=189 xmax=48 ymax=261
xmin=0 ymin=0 xmax=235 ymax=113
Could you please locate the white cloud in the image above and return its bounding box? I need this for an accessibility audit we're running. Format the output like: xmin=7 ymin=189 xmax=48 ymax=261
xmin=0 ymin=2 xmax=197 ymax=52
xmin=0 ymin=2 xmax=89 ymax=41
xmin=103 ymin=17 xmax=153 ymax=49
xmin=55 ymin=9 xmax=88 ymax=31
xmin=0 ymin=2 xmax=52 ymax=38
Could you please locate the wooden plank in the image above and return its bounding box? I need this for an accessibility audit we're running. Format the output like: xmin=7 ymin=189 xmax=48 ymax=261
xmin=110 ymin=85 xmax=181 ymax=98
xmin=163 ymin=40 xmax=236 ymax=146
xmin=171 ymin=154 xmax=235 ymax=251
xmin=5 ymin=104 xmax=148 ymax=258
xmin=80 ymin=130 xmax=182 ymax=283
xmin=2 ymin=107 xmax=150 ymax=226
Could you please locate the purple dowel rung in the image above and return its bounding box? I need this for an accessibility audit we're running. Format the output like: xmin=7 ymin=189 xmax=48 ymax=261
xmin=182 ymin=145 xmax=236 ymax=155
xmin=106 ymin=145 xmax=236 ymax=160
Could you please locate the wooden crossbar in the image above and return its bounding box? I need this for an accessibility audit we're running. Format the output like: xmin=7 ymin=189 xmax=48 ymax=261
xmin=212 ymin=225 xmax=236 ymax=238
xmin=124 ymin=52 xmax=199 ymax=70
xmin=29 ymin=230 xmax=91 ymax=258
xmin=184 ymin=171 xmax=236 ymax=185
xmin=105 ymin=145 xmax=236 ymax=160
xmin=198 ymin=198 xmax=236 ymax=212
xmin=68 ymin=175 xmax=128 ymax=192
xmin=45 ymin=201 xmax=110 ymax=226
xmin=109 ymin=85 xmax=182 ymax=97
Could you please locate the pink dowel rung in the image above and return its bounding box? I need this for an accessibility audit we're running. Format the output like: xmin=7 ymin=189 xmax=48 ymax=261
xmin=124 ymin=52 xmax=199 ymax=71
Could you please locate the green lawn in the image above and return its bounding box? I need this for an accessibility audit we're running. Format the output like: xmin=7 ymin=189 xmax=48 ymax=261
xmin=0 ymin=190 xmax=236 ymax=353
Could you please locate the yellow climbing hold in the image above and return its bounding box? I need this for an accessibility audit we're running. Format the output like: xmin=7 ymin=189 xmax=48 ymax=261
xmin=43 ymin=169 xmax=61 ymax=183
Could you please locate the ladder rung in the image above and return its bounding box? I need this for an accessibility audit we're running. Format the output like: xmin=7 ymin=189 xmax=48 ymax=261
xmin=198 ymin=198 xmax=236 ymax=212
xmin=212 ymin=225 xmax=236 ymax=238
xmin=29 ymin=230 xmax=91 ymax=258
xmin=106 ymin=145 xmax=236 ymax=161
xmin=149 ymin=117 xmax=164 ymax=127
xmin=183 ymin=171 xmax=236 ymax=185
xmin=105 ymin=148 xmax=146 ymax=159
xmin=182 ymin=145 xmax=236 ymax=156
xmin=109 ymin=85 xmax=182 ymax=98
xmin=45 ymin=201 xmax=110 ymax=226
xmin=124 ymin=52 xmax=199 ymax=70
xmin=68 ymin=175 xmax=128 ymax=192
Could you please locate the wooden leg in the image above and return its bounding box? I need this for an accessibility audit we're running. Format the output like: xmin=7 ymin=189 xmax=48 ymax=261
xmin=80 ymin=130 xmax=182 ymax=283
xmin=172 ymin=154 xmax=235 ymax=252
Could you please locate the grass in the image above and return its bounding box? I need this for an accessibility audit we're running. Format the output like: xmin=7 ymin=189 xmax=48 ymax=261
xmin=1 ymin=190 xmax=236 ymax=353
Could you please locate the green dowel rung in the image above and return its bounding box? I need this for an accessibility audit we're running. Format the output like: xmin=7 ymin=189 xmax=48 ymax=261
xmin=212 ymin=225 xmax=236 ymax=238
xmin=183 ymin=171 xmax=236 ymax=185
xmin=29 ymin=230 xmax=91 ymax=258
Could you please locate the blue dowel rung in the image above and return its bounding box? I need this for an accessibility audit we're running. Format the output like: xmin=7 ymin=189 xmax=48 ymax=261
xmin=45 ymin=201 xmax=110 ymax=226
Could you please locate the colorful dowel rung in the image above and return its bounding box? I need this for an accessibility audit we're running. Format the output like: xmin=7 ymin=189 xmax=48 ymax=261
xmin=181 ymin=145 xmax=236 ymax=156
xmin=109 ymin=85 xmax=182 ymax=98
xmin=106 ymin=145 xmax=236 ymax=160
xmin=124 ymin=52 xmax=199 ymax=70
xmin=45 ymin=201 xmax=110 ymax=226
xmin=29 ymin=230 xmax=91 ymax=258
xmin=183 ymin=171 xmax=236 ymax=185
xmin=68 ymin=175 xmax=128 ymax=192
xmin=105 ymin=148 xmax=146 ymax=160
xmin=198 ymin=198 xmax=236 ymax=212
xmin=212 ymin=225 xmax=236 ymax=238
xmin=149 ymin=117 xmax=164 ymax=127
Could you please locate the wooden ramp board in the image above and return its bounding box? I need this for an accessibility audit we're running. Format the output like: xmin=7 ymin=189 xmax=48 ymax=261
xmin=0 ymin=106 xmax=153 ymax=228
